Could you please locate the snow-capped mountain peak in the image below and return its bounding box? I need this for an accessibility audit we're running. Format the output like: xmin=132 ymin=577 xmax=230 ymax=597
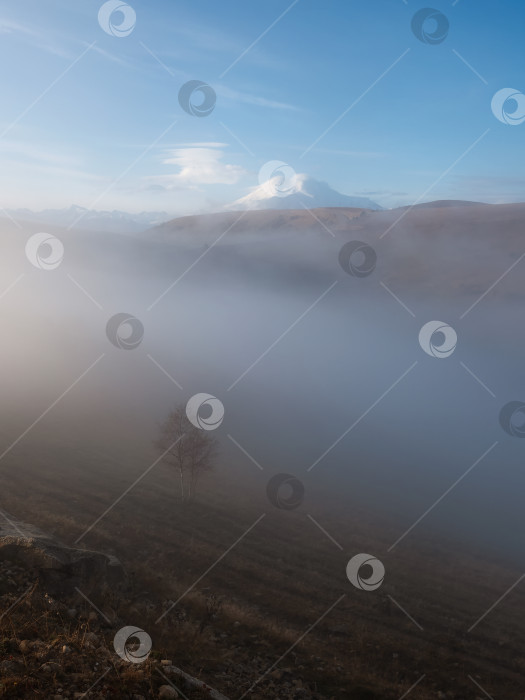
xmin=229 ymin=174 xmax=382 ymax=211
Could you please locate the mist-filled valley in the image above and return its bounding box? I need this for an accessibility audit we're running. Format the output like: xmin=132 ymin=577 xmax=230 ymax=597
xmin=2 ymin=204 xmax=524 ymax=565
xmin=2 ymin=202 xmax=525 ymax=700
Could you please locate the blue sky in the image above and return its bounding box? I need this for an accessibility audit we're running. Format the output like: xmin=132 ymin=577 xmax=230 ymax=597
xmin=0 ymin=0 xmax=524 ymax=214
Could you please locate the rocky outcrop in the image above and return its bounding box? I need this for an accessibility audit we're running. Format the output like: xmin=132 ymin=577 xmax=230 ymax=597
xmin=0 ymin=510 xmax=126 ymax=595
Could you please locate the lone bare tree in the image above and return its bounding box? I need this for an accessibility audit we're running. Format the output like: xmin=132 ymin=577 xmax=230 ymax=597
xmin=155 ymin=405 xmax=218 ymax=502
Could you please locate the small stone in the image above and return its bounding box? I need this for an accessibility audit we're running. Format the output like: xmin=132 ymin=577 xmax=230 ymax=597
xmin=19 ymin=639 xmax=32 ymax=653
xmin=67 ymin=608 xmax=77 ymax=619
xmin=41 ymin=662 xmax=60 ymax=673
xmin=61 ymin=645 xmax=71 ymax=653
xmin=88 ymin=611 xmax=98 ymax=622
xmin=158 ymin=686 xmax=178 ymax=699
xmin=161 ymin=659 xmax=172 ymax=666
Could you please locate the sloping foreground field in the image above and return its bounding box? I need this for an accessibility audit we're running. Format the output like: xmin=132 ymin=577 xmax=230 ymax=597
xmin=1 ymin=438 xmax=524 ymax=699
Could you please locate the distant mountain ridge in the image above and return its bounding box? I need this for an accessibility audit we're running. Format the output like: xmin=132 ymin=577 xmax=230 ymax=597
xmin=229 ymin=174 xmax=383 ymax=212
xmin=1 ymin=195 xmax=491 ymax=235
xmin=1 ymin=205 xmax=169 ymax=233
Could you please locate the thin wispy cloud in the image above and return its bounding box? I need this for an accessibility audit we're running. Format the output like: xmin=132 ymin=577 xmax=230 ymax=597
xmin=216 ymin=84 xmax=300 ymax=111
xmin=293 ymin=146 xmax=387 ymax=158
xmin=0 ymin=18 xmax=39 ymax=37
xmin=0 ymin=16 xmax=73 ymax=59
xmin=0 ymin=139 xmax=79 ymax=165
xmin=89 ymin=43 xmax=136 ymax=69
xmin=0 ymin=15 xmax=134 ymax=66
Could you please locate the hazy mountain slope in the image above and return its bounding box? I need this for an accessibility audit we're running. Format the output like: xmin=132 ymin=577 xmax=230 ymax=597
xmin=400 ymin=200 xmax=487 ymax=210
xmin=148 ymin=206 xmax=368 ymax=241
xmin=145 ymin=201 xmax=525 ymax=302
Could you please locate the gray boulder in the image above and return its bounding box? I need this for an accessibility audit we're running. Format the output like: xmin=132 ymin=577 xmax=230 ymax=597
xmin=0 ymin=510 xmax=126 ymax=596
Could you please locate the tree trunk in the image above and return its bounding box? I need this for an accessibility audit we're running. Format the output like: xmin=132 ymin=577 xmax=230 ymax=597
xmin=189 ymin=471 xmax=199 ymax=502
xmin=179 ymin=468 xmax=185 ymax=502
